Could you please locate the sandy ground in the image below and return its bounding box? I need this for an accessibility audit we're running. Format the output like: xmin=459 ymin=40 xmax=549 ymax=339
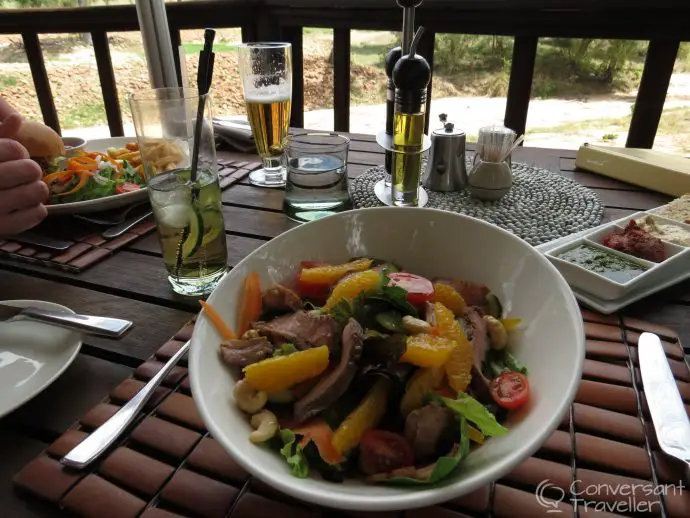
xmin=64 ymin=87 xmax=690 ymax=156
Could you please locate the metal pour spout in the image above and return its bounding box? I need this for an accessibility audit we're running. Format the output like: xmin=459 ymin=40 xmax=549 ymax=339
xmin=397 ymin=0 xmax=424 ymax=54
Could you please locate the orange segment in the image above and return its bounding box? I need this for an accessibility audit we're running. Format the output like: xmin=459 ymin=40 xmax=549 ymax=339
xmin=400 ymin=333 xmax=456 ymax=368
xmin=400 ymin=366 xmax=445 ymax=415
xmin=431 ymin=282 xmax=466 ymax=315
xmin=243 ymin=345 xmax=329 ymax=393
xmin=331 ymin=378 xmax=389 ymax=455
xmin=434 ymin=302 xmax=473 ymax=393
xmin=300 ymin=258 xmax=373 ymax=285
xmin=323 ymin=269 xmax=381 ymax=311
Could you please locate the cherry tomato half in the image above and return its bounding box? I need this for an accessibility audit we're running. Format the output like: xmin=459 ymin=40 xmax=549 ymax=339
xmin=489 ymin=371 xmax=530 ymax=410
xmin=116 ymin=182 xmax=141 ymax=194
xmin=387 ymin=272 xmax=434 ymax=306
xmin=358 ymin=430 xmax=414 ymax=476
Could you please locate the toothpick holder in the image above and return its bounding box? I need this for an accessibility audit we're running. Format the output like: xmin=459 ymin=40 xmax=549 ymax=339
xmin=467 ymin=157 xmax=512 ymax=201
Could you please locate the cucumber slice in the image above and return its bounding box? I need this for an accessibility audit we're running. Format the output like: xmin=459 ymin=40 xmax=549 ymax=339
xmin=181 ymin=207 xmax=203 ymax=259
xmin=201 ymin=208 xmax=224 ymax=247
xmin=375 ymin=310 xmax=405 ymax=333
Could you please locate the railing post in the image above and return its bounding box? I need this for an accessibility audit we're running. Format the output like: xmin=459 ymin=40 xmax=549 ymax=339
xmin=281 ymin=26 xmax=304 ymax=129
xmin=91 ymin=31 xmax=124 ymax=137
xmin=504 ymin=36 xmax=538 ymax=140
xmin=21 ymin=32 xmax=60 ymax=134
xmin=333 ymin=28 xmax=351 ymax=132
xmin=626 ymin=39 xmax=680 ymax=149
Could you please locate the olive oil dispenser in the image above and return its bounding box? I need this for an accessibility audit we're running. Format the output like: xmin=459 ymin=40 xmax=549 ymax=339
xmin=390 ymin=25 xmax=431 ymax=206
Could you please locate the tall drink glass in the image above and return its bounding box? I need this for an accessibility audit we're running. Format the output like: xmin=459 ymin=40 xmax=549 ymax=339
xmin=237 ymin=42 xmax=292 ymax=188
xmin=129 ymin=87 xmax=228 ymax=296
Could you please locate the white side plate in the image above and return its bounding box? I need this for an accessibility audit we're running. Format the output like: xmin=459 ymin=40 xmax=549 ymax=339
xmin=0 ymin=300 xmax=82 ymax=418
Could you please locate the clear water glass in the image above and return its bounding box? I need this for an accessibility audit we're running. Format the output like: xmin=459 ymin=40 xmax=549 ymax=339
xmin=283 ymin=132 xmax=351 ymax=222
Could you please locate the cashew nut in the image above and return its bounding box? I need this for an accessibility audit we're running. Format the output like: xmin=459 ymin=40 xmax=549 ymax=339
xmin=483 ymin=315 xmax=508 ymax=350
xmin=233 ymin=379 xmax=268 ymax=413
xmin=241 ymin=329 xmax=260 ymax=339
xmin=402 ymin=315 xmax=432 ymax=335
xmin=249 ymin=409 xmax=279 ymax=443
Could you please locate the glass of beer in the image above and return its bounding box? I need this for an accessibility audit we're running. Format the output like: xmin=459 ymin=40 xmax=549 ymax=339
xmin=237 ymin=42 xmax=292 ymax=188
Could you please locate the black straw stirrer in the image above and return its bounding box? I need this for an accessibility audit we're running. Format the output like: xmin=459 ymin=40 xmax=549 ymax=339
xmin=190 ymin=28 xmax=216 ymax=186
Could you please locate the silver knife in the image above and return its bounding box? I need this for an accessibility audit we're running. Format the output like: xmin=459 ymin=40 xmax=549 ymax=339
xmin=101 ymin=210 xmax=153 ymax=239
xmin=11 ymin=231 xmax=73 ymax=251
xmin=0 ymin=304 xmax=133 ymax=339
xmin=62 ymin=340 xmax=190 ymax=469
xmin=639 ymin=332 xmax=690 ymax=471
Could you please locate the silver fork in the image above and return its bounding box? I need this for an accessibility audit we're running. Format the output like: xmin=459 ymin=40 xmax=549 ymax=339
xmin=61 ymin=340 xmax=190 ymax=469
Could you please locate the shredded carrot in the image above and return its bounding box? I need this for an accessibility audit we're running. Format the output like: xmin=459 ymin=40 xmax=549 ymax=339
xmin=199 ymin=300 xmax=236 ymax=340
xmin=237 ymin=272 xmax=263 ymax=337
xmin=55 ymin=170 xmax=93 ymax=197
xmin=68 ymin=155 xmax=98 ymax=172
xmin=293 ymin=419 xmax=343 ymax=465
xmin=87 ymin=151 xmax=119 ymax=166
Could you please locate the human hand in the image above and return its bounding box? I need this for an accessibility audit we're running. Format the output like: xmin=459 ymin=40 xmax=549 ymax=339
xmin=0 ymin=97 xmax=48 ymax=236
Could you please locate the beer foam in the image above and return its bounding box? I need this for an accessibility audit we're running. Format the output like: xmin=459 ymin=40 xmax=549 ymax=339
xmin=244 ymin=93 xmax=291 ymax=103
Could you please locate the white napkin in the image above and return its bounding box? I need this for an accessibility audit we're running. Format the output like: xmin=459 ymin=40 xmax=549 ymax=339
xmin=213 ymin=116 xmax=256 ymax=153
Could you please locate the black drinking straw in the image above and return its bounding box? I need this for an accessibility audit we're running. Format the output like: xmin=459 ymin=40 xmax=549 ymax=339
xmin=190 ymin=28 xmax=216 ymax=185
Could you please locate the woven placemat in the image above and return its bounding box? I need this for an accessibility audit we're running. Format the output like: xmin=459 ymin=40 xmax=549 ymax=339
xmin=350 ymin=162 xmax=604 ymax=246
xmin=11 ymin=309 xmax=690 ymax=517
xmin=0 ymin=160 xmax=258 ymax=273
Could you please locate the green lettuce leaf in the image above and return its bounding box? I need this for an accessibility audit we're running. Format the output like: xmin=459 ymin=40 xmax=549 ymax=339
xmin=278 ymin=429 xmax=309 ymax=478
xmin=53 ymin=176 xmax=116 ymax=204
xmin=436 ymin=394 xmax=508 ymax=437
xmin=382 ymin=415 xmax=470 ymax=486
xmin=273 ymin=343 xmax=298 ymax=357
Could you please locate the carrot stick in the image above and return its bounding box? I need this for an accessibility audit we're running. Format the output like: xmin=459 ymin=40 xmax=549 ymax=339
xmin=199 ymin=300 xmax=236 ymax=340
xmin=237 ymin=272 xmax=262 ymax=337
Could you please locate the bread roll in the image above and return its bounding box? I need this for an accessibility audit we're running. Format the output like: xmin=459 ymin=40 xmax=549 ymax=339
xmin=12 ymin=120 xmax=65 ymax=158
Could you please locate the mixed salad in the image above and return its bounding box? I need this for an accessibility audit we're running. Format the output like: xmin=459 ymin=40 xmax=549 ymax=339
xmin=44 ymin=144 xmax=145 ymax=204
xmin=202 ymin=258 xmax=530 ymax=485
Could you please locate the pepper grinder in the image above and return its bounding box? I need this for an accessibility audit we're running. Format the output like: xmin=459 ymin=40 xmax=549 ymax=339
xmin=422 ymin=113 xmax=467 ymax=191
xmin=384 ymin=45 xmax=402 ymax=186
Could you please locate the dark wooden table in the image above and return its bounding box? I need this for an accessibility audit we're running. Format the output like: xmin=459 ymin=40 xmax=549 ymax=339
xmin=0 ymin=132 xmax=688 ymax=517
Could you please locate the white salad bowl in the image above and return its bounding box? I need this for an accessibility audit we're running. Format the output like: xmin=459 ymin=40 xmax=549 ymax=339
xmin=189 ymin=207 xmax=585 ymax=512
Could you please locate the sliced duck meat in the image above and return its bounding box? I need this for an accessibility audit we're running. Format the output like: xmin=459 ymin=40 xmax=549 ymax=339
xmin=453 ymin=280 xmax=490 ymax=308
xmin=262 ymin=284 xmax=303 ymax=313
xmin=465 ymin=307 xmax=489 ymax=377
xmin=293 ymin=318 xmax=364 ymax=423
xmin=404 ymin=402 xmax=455 ymax=462
xmin=256 ymin=310 xmax=340 ymax=351
xmin=220 ymin=337 xmax=273 ymax=367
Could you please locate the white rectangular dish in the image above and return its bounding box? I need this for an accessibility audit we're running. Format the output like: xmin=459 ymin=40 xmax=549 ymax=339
xmin=536 ymin=200 xmax=690 ymax=313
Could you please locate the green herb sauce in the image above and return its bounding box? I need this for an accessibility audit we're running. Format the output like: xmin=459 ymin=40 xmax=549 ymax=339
xmin=556 ymin=244 xmax=648 ymax=283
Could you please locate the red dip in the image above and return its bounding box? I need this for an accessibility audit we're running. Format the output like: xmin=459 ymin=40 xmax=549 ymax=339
xmin=601 ymin=220 xmax=666 ymax=263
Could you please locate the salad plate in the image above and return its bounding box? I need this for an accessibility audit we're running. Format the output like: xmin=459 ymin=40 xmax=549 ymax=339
xmin=0 ymin=300 xmax=82 ymax=419
xmin=537 ymin=195 xmax=690 ymax=313
xmin=189 ymin=207 xmax=584 ymax=511
xmin=46 ymin=137 xmax=149 ymax=215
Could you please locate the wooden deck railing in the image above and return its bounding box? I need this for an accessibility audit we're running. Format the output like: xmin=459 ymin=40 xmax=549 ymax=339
xmin=1 ymin=0 xmax=689 ymax=148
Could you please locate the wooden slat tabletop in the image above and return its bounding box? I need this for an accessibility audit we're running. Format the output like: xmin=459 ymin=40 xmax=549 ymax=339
xmin=0 ymin=132 xmax=688 ymax=517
